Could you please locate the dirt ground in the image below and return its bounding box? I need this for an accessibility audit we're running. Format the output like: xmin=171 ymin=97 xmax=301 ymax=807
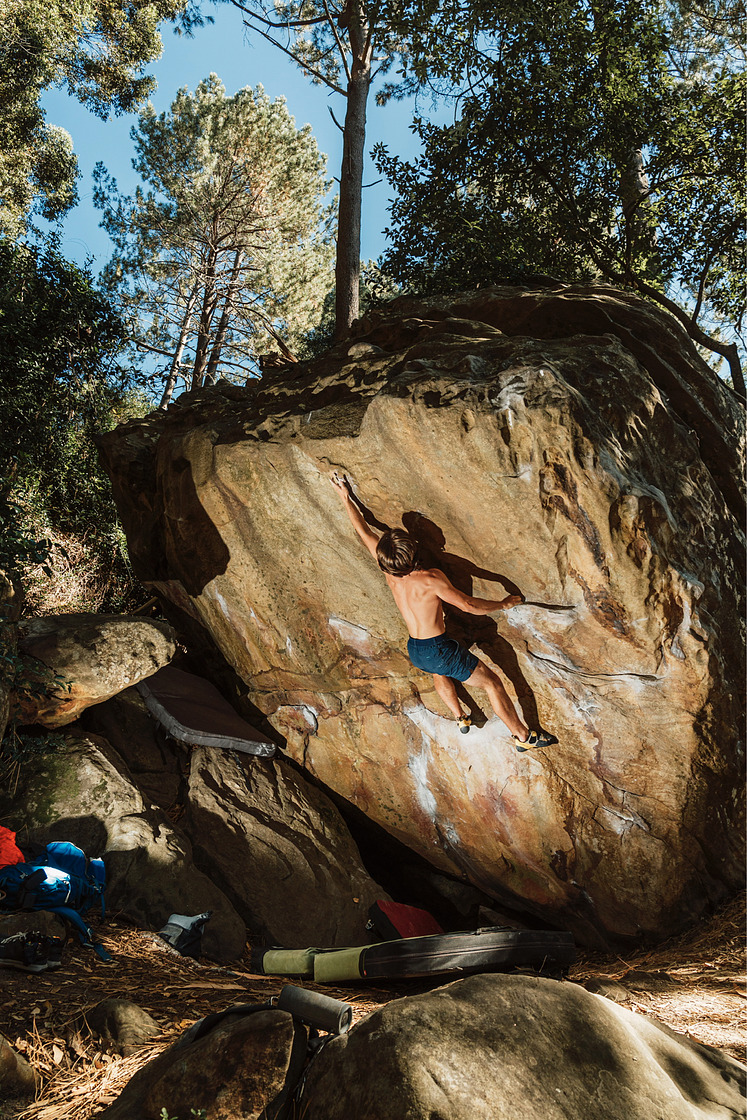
xmin=0 ymin=892 xmax=744 ymax=1120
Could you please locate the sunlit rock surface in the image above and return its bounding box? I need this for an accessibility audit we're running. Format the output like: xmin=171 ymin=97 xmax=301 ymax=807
xmin=99 ymin=285 xmax=746 ymax=943
xmin=10 ymin=613 xmax=176 ymax=727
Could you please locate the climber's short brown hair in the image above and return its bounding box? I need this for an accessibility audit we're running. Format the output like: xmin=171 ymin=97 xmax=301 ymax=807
xmin=376 ymin=529 xmax=418 ymax=576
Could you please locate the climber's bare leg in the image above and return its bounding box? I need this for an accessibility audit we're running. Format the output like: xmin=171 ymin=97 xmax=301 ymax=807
xmin=465 ymin=661 xmax=529 ymax=741
xmin=433 ymin=673 xmax=465 ymax=720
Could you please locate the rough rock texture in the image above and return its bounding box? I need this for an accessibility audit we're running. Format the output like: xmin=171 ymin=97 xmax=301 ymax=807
xmin=0 ymin=1032 xmax=39 ymax=1098
xmin=73 ymin=999 xmax=160 ymax=1057
xmin=80 ymin=686 xmax=185 ymax=811
xmin=0 ymin=731 xmax=246 ymax=962
xmin=99 ymin=1009 xmax=298 ymax=1120
xmin=10 ymin=613 xmax=176 ymax=727
xmin=81 ymin=688 xmax=384 ymax=946
xmin=300 ymin=973 xmax=747 ymax=1120
xmin=183 ymin=746 xmax=384 ymax=946
xmin=99 ymin=285 xmax=746 ymax=943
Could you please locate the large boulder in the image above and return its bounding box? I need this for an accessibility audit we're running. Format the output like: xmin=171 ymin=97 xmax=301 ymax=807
xmin=10 ymin=613 xmax=176 ymax=727
xmin=183 ymin=746 xmax=384 ymax=946
xmin=98 ymin=284 xmax=746 ymax=943
xmin=1 ymin=731 xmax=246 ymax=961
xmin=300 ymin=973 xmax=746 ymax=1120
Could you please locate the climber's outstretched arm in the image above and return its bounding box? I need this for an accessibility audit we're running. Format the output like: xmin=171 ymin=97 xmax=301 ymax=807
xmin=331 ymin=472 xmax=380 ymax=558
xmin=432 ymin=570 xmax=523 ymax=614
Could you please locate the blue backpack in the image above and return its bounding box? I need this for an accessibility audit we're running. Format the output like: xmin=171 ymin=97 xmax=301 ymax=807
xmin=0 ymin=841 xmax=111 ymax=962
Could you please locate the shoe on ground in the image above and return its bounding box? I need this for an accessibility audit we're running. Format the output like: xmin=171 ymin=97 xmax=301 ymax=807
xmin=0 ymin=933 xmax=48 ymax=973
xmin=457 ymin=716 xmax=471 ymax=734
xmin=513 ymin=729 xmax=558 ymax=753
xmin=42 ymin=935 xmax=65 ymax=969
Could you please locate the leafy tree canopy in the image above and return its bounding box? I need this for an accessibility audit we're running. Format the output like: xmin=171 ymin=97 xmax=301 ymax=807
xmin=94 ymin=75 xmax=334 ymax=403
xmin=0 ymin=0 xmax=203 ymax=236
xmin=0 ymin=238 xmax=135 ymax=602
xmin=373 ymin=0 xmax=746 ymax=392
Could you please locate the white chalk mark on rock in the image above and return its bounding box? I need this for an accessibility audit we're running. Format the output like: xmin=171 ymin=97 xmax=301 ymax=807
xmin=329 ymin=615 xmax=375 ymax=655
xmin=298 ymin=705 xmax=318 ymax=732
xmin=407 ymin=745 xmax=438 ymax=822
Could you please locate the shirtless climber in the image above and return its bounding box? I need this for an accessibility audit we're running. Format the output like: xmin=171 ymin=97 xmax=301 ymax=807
xmin=331 ymin=472 xmax=557 ymax=752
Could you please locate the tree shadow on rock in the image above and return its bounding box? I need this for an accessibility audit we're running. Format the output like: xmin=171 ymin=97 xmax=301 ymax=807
xmin=22 ymin=814 xmax=109 ymax=856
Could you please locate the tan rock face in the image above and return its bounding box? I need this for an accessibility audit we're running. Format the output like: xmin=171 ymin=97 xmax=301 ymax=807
xmin=99 ymin=285 xmax=746 ymax=943
xmin=10 ymin=613 xmax=176 ymax=727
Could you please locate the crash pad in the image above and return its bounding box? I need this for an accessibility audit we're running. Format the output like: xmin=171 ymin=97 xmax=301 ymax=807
xmin=255 ymin=928 xmax=576 ymax=984
xmin=137 ymin=666 xmax=275 ymax=757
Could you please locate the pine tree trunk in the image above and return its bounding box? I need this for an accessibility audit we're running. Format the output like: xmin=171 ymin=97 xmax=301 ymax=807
xmin=620 ymin=147 xmax=660 ymax=285
xmin=205 ymin=250 xmax=242 ymax=385
xmin=159 ymin=285 xmax=199 ymax=409
xmin=334 ymin=7 xmax=372 ymax=341
xmin=192 ymin=249 xmax=219 ymax=389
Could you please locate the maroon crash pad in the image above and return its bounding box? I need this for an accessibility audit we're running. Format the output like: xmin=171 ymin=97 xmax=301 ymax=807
xmin=137 ymin=665 xmax=275 ymax=757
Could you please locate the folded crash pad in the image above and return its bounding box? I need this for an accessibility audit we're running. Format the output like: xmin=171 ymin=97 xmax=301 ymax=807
xmin=255 ymin=927 xmax=576 ymax=984
xmin=137 ymin=665 xmax=275 ymax=757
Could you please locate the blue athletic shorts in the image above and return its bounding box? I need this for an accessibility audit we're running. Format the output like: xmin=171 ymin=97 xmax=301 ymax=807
xmin=407 ymin=633 xmax=479 ymax=682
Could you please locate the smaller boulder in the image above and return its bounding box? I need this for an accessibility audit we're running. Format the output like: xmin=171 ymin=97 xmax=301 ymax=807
xmin=0 ymin=1033 xmax=39 ymax=1097
xmin=11 ymin=731 xmax=247 ymax=962
xmin=73 ymin=999 xmax=160 ymax=1057
xmin=299 ymin=973 xmax=747 ymax=1120
xmin=100 ymin=1008 xmax=299 ymax=1120
xmin=79 ymin=687 xmax=184 ymax=810
xmin=10 ymin=613 xmax=176 ymax=727
xmin=184 ymin=747 xmax=386 ymax=947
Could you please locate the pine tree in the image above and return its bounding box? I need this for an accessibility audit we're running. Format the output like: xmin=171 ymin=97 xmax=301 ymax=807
xmin=94 ymin=75 xmax=334 ymax=403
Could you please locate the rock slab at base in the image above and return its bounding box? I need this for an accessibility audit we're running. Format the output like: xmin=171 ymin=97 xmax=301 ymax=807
xmin=84 ymin=690 xmax=385 ymax=948
xmin=300 ymin=973 xmax=747 ymax=1120
xmin=11 ymin=613 xmax=176 ymax=727
xmin=184 ymin=746 xmax=385 ymax=946
xmin=0 ymin=731 xmax=247 ymax=962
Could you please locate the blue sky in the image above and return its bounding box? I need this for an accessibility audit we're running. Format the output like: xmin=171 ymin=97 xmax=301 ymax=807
xmin=42 ymin=7 xmax=447 ymax=275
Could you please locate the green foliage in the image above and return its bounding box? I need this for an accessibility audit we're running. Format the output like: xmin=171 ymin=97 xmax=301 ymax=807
xmin=95 ymin=75 xmax=335 ymax=397
xmin=373 ymin=0 xmax=746 ymax=388
xmin=298 ymin=261 xmax=401 ymax=358
xmin=0 ymin=0 xmax=206 ymax=236
xmin=0 ymin=239 xmax=146 ymax=612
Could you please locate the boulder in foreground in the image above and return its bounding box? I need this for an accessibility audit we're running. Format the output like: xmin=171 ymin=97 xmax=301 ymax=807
xmin=300 ymin=973 xmax=747 ymax=1120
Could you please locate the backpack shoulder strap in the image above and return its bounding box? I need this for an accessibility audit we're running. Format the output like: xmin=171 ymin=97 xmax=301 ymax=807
xmin=18 ymin=868 xmax=46 ymax=909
